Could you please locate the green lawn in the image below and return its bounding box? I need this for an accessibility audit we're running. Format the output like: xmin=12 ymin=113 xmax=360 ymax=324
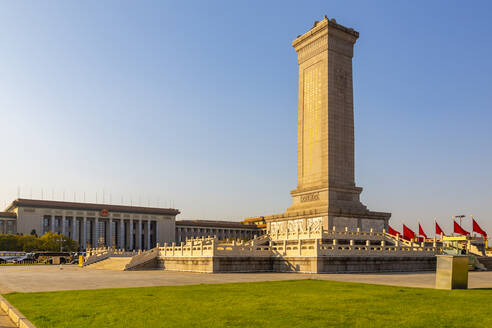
xmin=3 ymin=280 xmax=491 ymax=328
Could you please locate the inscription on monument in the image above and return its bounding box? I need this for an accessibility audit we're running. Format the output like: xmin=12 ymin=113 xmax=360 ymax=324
xmin=302 ymin=62 xmax=323 ymax=180
xmin=300 ymin=192 xmax=320 ymax=202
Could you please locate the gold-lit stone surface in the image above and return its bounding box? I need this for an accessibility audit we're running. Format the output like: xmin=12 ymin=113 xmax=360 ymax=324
xmin=302 ymin=62 xmax=323 ymax=182
xmin=435 ymin=255 xmax=469 ymax=289
xmin=264 ymin=17 xmax=391 ymax=232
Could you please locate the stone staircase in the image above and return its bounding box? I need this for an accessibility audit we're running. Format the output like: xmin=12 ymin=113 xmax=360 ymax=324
xmin=477 ymin=257 xmax=492 ymax=270
xmin=86 ymin=257 xmax=133 ymax=270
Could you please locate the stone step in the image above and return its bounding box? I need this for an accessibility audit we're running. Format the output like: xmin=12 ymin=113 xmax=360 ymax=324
xmin=85 ymin=257 xmax=132 ymax=270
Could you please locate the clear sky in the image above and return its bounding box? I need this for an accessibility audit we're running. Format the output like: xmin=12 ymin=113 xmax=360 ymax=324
xmin=0 ymin=1 xmax=491 ymax=235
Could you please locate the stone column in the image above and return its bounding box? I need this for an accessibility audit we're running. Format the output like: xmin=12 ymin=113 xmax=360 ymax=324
xmin=50 ymin=216 xmax=55 ymax=232
xmin=94 ymin=218 xmax=99 ymax=248
xmin=82 ymin=218 xmax=87 ymax=249
xmin=129 ymin=219 xmax=134 ymax=250
xmin=120 ymin=220 xmax=125 ymax=249
xmin=147 ymin=221 xmax=151 ymax=249
xmin=108 ymin=219 xmax=113 ymax=247
xmin=73 ymin=218 xmax=78 ymax=243
xmin=61 ymin=216 xmax=66 ymax=236
xmin=136 ymin=220 xmax=142 ymax=250
xmin=155 ymin=221 xmax=159 ymax=245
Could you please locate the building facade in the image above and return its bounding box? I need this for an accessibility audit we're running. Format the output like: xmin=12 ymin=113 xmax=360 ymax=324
xmin=3 ymin=199 xmax=179 ymax=250
xmin=175 ymin=220 xmax=263 ymax=243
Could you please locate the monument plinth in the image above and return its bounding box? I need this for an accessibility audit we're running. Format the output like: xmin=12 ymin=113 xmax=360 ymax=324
xmin=266 ymin=17 xmax=391 ymax=233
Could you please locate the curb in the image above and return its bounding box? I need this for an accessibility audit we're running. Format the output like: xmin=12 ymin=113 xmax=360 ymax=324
xmin=0 ymin=295 xmax=36 ymax=328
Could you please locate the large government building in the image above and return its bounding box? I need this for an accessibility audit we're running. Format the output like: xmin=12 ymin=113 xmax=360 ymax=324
xmin=0 ymin=199 xmax=262 ymax=250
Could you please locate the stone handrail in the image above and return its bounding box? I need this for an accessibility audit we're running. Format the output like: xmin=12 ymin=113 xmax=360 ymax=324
xmin=124 ymin=247 xmax=159 ymax=270
xmin=153 ymin=237 xmax=442 ymax=259
xmin=84 ymin=248 xmax=138 ymax=266
xmin=159 ymin=240 xmax=216 ymax=257
xmin=83 ymin=249 xmax=111 ymax=266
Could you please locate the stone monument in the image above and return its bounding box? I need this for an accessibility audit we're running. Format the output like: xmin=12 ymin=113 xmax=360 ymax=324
xmin=265 ymin=17 xmax=391 ymax=233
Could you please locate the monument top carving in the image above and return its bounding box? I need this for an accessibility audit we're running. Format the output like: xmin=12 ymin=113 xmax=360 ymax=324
xmin=293 ymin=16 xmax=359 ymax=48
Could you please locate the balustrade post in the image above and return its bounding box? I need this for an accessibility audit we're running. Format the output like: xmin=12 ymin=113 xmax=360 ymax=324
xmin=283 ymin=239 xmax=287 ymax=255
xmin=181 ymin=242 xmax=184 ymax=256
xmin=366 ymin=240 xmax=370 ymax=246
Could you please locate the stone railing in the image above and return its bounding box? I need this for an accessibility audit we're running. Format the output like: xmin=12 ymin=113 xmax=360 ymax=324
xmin=159 ymin=239 xmax=216 ymax=257
xmin=154 ymin=236 xmax=442 ymax=259
xmin=269 ymin=227 xmax=394 ymax=242
xmin=323 ymin=227 xmax=385 ymax=241
xmin=84 ymin=247 xmax=137 ymax=267
xmin=83 ymin=249 xmax=111 ymax=266
xmin=317 ymin=243 xmax=441 ymax=257
xmin=124 ymin=247 xmax=160 ymax=270
xmin=86 ymin=247 xmax=137 ymax=257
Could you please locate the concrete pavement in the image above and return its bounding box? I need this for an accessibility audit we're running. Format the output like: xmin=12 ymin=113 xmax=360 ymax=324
xmin=1 ymin=265 xmax=491 ymax=293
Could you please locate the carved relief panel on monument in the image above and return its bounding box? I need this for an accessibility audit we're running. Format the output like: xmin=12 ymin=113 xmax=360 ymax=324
xmin=270 ymin=221 xmax=286 ymax=234
xmin=306 ymin=217 xmax=322 ymax=232
xmin=287 ymin=219 xmax=304 ymax=233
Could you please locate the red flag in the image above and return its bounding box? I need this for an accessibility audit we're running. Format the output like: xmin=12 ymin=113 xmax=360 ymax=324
xmin=388 ymin=225 xmax=399 ymax=237
xmin=403 ymin=224 xmax=416 ymax=240
xmin=454 ymin=221 xmax=470 ymax=236
xmin=435 ymin=221 xmax=445 ymax=236
xmin=472 ymin=218 xmax=487 ymax=238
xmin=418 ymin=223 xmax=428 ymax=239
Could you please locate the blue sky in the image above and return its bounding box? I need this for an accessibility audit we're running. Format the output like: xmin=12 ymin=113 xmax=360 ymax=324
xmin=0 ymin=1 xmax=491 ymax=235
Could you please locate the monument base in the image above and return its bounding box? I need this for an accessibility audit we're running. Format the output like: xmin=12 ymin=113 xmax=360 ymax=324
xmin=147 ymin=256 xmax=436 ymax=273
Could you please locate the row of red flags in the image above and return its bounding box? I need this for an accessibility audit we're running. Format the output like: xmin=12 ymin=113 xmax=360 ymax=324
xmin=388 ymin=218 xmax=487 ymax=241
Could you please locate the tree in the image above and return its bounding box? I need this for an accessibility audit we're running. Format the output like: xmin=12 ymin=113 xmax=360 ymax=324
xmin=30 ymin=229 xmax=38 ymax=237
xmin=0 ymin=234 xmax=19 ymax=251
xmin=18 ymin=235 xmax=41 ymax=252
xmin=0 ymin=233 xmax=77 ymax=252
xmin=38 ymin=232 xmax=77 ymax=252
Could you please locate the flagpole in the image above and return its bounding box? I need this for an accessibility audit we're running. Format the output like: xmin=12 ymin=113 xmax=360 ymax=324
xmin=433 ymin=217 xmax=437 ymax=243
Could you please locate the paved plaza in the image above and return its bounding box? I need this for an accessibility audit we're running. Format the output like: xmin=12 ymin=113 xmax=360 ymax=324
xmin=0 ymin=265 xmax=491 ymax=294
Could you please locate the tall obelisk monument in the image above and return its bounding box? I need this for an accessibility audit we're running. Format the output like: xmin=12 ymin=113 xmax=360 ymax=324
xmin=266 ymin=17 xmax=390 ymax=232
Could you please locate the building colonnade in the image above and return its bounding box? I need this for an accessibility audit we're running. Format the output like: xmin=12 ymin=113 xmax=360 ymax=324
xmin=42 ymin=215 xmax=158 ymax=250
xmin=176 ymin=226 xmax=259 ymax=243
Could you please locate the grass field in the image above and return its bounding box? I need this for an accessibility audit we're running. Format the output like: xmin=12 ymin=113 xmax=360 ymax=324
xmin=3 ymin=280 xmax=491 ymax=328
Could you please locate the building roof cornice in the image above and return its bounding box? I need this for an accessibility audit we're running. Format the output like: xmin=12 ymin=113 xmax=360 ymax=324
xmin=6 ymin=199 xmax=180 ymax=216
